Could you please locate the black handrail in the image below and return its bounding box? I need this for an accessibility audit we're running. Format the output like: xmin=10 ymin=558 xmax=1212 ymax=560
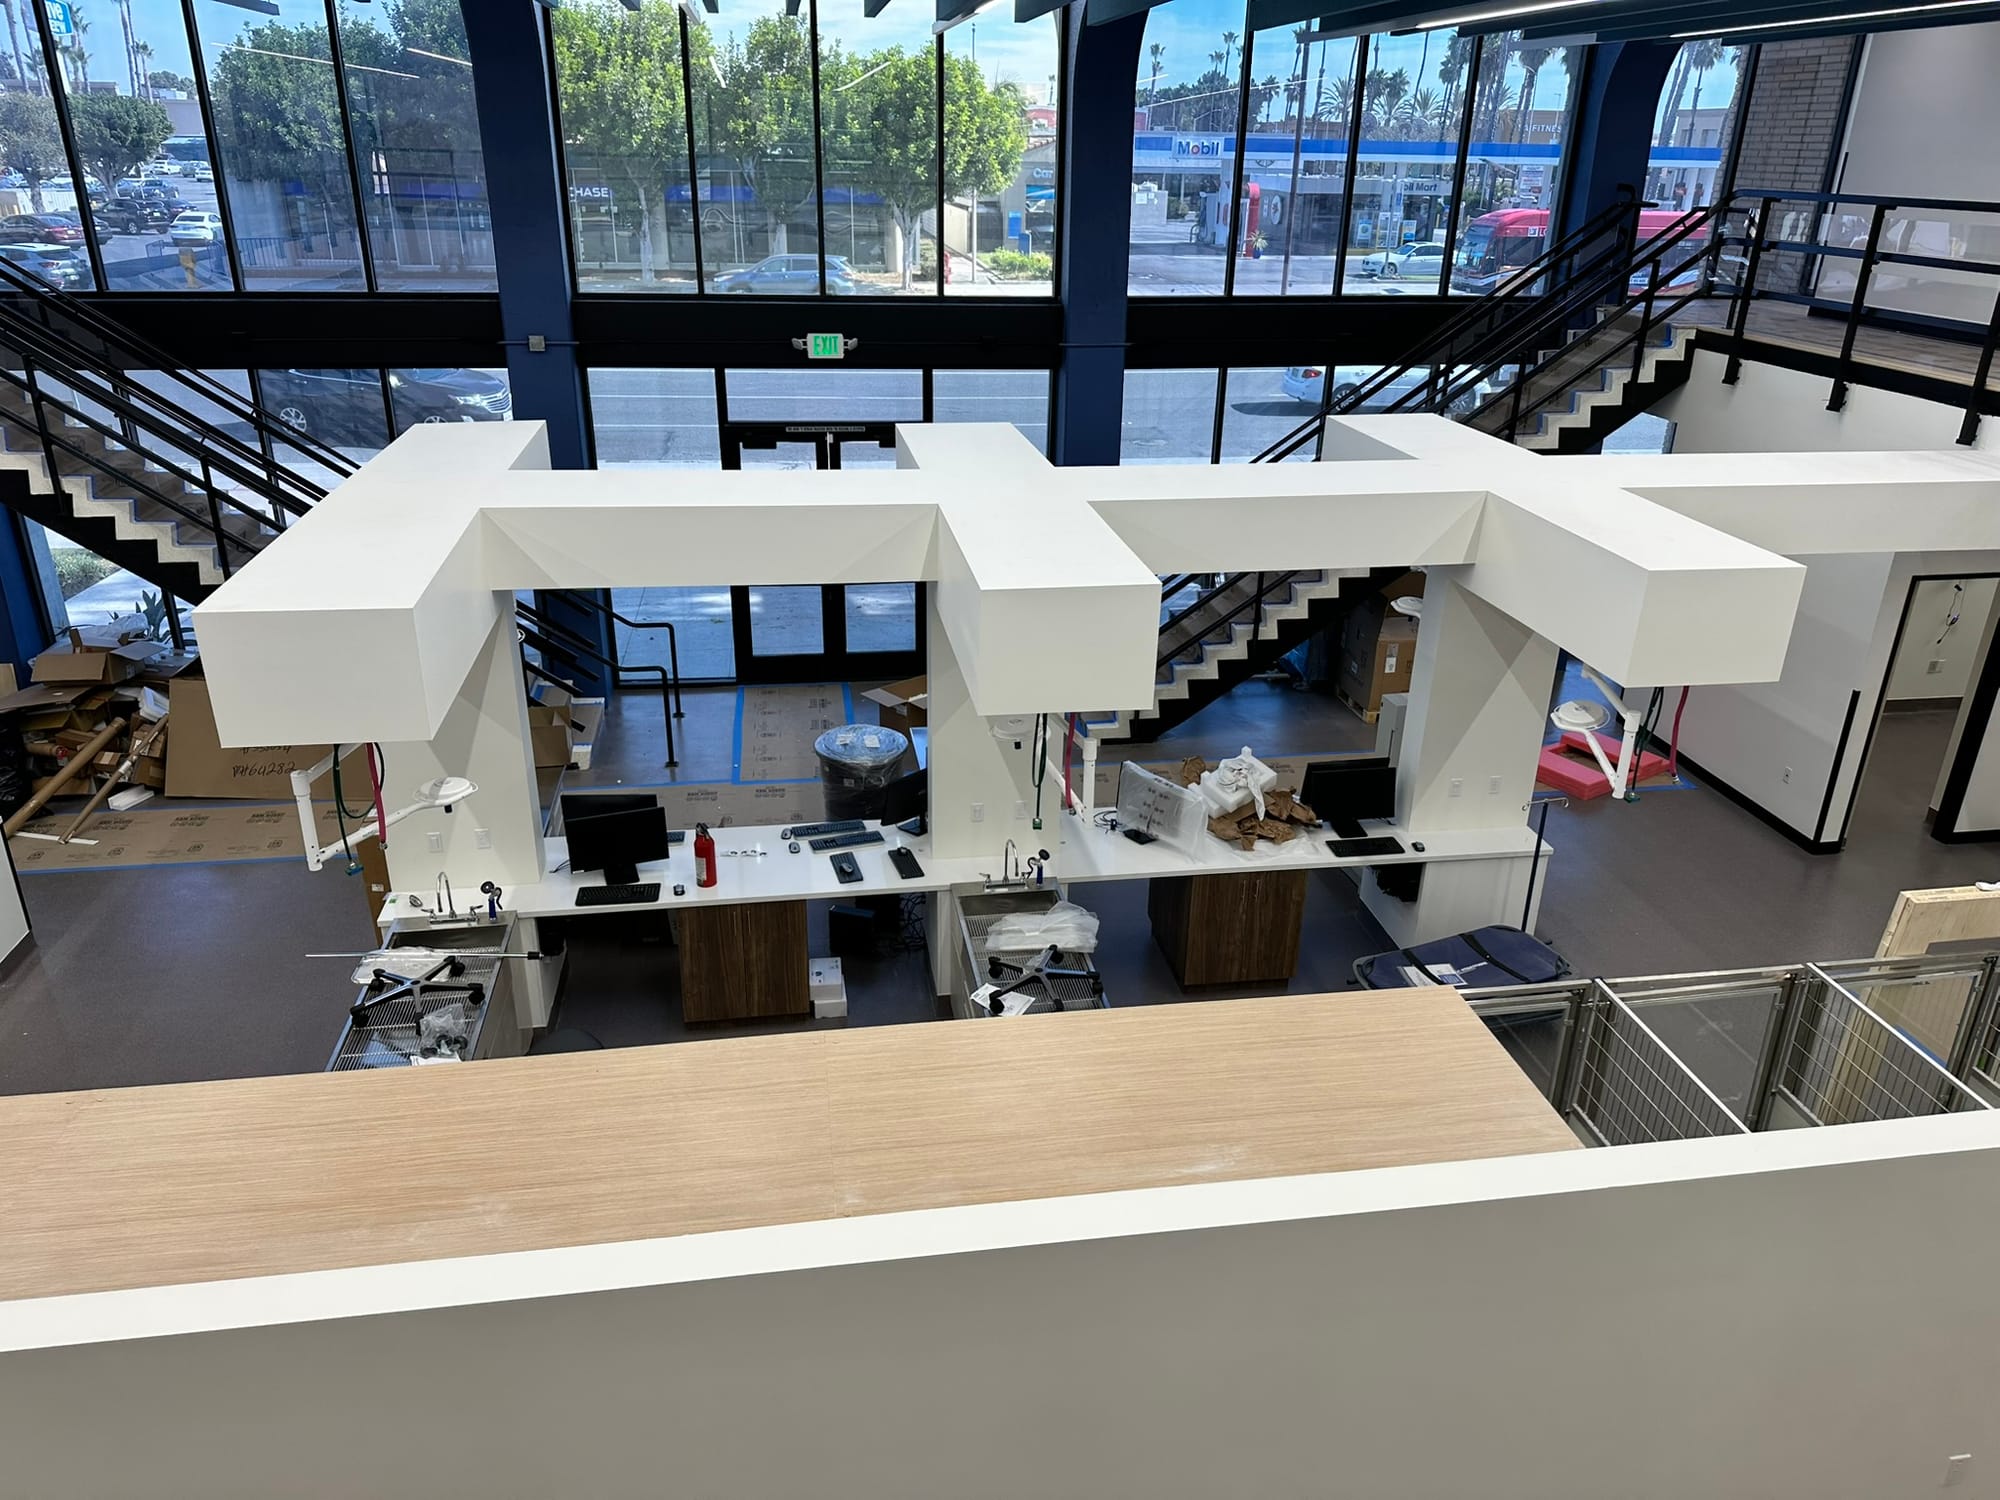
xmin=1157 ymin=570 xmax=1301 ymax=668
xmin=516 ymin=600 xmax=678 ymax=769
xmin=1251 ymin=194 xmax=1646 ymax=464
xmin=0 ymin=252 xmax=359 ymax=483
xmin=545 ymin=589 xmax=687 ymax=719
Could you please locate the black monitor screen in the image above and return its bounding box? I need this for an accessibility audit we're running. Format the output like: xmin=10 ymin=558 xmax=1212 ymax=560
xmin=882 ymin=767 xmax=927 ymax=825
xmin=560 ymin=792 xmax=654 ymax=832
xmin=1301 ymin=756 xmax=1396 ymax=839
xmin=567 ymin=805 xmax=671 ymax=885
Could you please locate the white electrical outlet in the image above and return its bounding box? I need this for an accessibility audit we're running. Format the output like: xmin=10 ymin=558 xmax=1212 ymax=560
xmin=1014 ymin=800 xmax=1028 ymax=820
xmin=474 ymin=828 xmax=492 ymax=850
xmin=427 ymin=831 xmax=443 ymax=853
xmin=1487 ymin=775 xmax=1502 ymax=795
xmin=1929 ymin=658 xmax=1948 ymax=676
xmin=1945 ymin=1454 xmax=1972 ymax=1487
xmin=970 ymin=802 xmax=985 ymax=823
xmin=1448 ymin=778 xmax=1463 ymax=798
xmin=1782 ymin=766 xmax=1793 ymax=784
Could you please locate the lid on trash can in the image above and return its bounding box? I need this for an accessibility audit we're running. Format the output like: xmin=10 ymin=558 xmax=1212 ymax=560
xmin=813 ymin=723 xmax=910 ymax=770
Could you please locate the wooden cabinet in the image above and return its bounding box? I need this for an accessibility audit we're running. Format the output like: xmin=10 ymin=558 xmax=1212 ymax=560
xmin=1148 ymin=870 xmax=1309 ymax=988
xmin=679 ymin=900 xmax=810 ymax=1021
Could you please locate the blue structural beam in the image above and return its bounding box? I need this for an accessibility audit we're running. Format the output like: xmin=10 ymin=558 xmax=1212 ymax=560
xmin=460 ymin=0 xmax=613 ymax=695
xmin=1558 ymin=42 xmax=1681 ymax=241
xmin=0 ymin=512 xmax=50 ymax=679
xmin=1052 ymin=5 xmax=1148 ymax=467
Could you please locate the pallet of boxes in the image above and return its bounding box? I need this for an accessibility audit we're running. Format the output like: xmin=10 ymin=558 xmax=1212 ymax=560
xmin=0 ymin=621 xmax=191 ymax=842
xmin=1326 ymin=571 xmax=1424 ymax=725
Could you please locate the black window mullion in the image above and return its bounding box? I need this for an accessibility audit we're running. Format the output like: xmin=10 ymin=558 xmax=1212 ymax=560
xmin=1331 ymin=32 xmax=1368 ymax=300
xmin=714 ymin=367 xmax=729 ymax=424
xmin=321 ymin=0 xmax=380 ymax=292
xmin=679 ymin=10 xmax=706 ymax=293
xmin=27 ymin=0 xmax=109 ymax=293
xmin=1221 ymin=26 xmax=1257 ymax=298
xmin=375 ymin=367 xmax=397 ymax=439
xmin=1208 ymin=367 xmax=1226 ymax=463
xmin=935 ymin=33 xmax=946 ymax=295
xmin=1438 ymin=34 xmax=1485 ymax=288
xmin=806 ymin=0 xmax=829 ymax=296
xmin=921 ymin=366 xmax=933 ymax=421
xmin=179 ymin=0 xmax=245 ymax=291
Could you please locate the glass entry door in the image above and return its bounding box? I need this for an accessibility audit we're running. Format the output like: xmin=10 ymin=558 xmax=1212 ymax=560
xmin=722 ymin=422 xmax=924 ymax=684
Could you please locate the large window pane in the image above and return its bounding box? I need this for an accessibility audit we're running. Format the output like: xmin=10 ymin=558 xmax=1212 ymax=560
xmin=1649 ymin=43 xmax=1747 ymax=214
xmin=335 ymin=0 xmax=494 ymax=292
xmin=57 ymin=0 xmax=230 ymax=291
xmin=1448 ymin=33 xmax=1581 ymax=293
xmin=1234 ymin=25 xmax=1356 ymax=297
xmin=942 ymin=17 xmax=1056 ymax=297
xmin=1218 ymin=365 xmax=1315 ymax=459
xmin=257 ymin=367 xmax=388 ymax=484
xmin=1121 ymin=368 xmax=1217 ymax=463
xmin=1129 ymin=0 xmax=1245 ymax=296
xmin=723 ymin=368 xmax=922 ymax=424
xmin=551 ymin=0 xmax=697 ymax=293
xmin=749 ymin=585 xmax=824 ymax=654
xmin=1346 ymin=29 xmax=1467 ymax=297
xmin=389 ymin=367 xmax=511 ymax=434
xmin=933 ymin=369 xmax=1049 ymax=453
xmin=692 ymin=3 xmax=820 ymax=293
xmin=846 ymin=583 xmax=915 ymax=651
xmin=195 ymin=0 xmax=367 ymax=290
xmin=590 ymin=369 xmax=720 ymax=469
xmin=816 ymin=0 xmax=936 ymax=296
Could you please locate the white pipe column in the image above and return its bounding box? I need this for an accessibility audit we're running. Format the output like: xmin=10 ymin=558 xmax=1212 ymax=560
xmin=381 ymin=598 xmax=545 ymax=896
xmin=1395 ymin=570 xmax=1557 ymax=835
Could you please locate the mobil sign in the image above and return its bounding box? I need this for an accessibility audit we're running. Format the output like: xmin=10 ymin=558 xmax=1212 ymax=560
xmin=1174 ymin=137 xmax=1228 ymax=160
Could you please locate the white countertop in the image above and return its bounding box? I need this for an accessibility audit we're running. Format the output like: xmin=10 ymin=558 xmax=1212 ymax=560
xmin=1056 ymin=816 xmax=1544 ymax=884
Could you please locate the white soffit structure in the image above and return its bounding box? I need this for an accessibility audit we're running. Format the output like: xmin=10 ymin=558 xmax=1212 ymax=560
xmin=195 ymin=417 xmax=1834 ymax=748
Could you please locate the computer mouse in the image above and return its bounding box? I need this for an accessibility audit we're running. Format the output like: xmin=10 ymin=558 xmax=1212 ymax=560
xmin=672 ymin=883 xmax=686 ymax=897
xmin=1411 ymin=841 xmax=1426 ymax=853
xmin=779 ymin=828 xmax=792 ymax=840
xmin=789 ymin=840 xmax=801 ymax=854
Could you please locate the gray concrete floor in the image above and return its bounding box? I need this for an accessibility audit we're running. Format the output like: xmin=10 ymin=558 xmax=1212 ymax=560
xmin=0 ymin=687 xmax=1988 ymax=1099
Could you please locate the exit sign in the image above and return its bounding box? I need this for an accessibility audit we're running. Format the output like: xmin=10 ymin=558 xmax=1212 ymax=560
xmin=806 ymin=332 xmax=845 ymax=361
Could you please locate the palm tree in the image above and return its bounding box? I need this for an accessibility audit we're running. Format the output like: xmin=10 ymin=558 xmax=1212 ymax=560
xmin=1436 ymin=34 xmax=1474 ymax=125
xmin=1656 ymin=42 xmax=1696 ymax=147
xmin=116 ymin=0 xmax=137 ymax=98
xmin=1206 ymin=48 xmax=1227 ymax=129
xmin=133 ymin=38 xmax=152 ymax=99
xmin=1221 ymin=28 xmax=1239 ymax=88
xmin=1406 ymin=86 xmax=1443 ymax=140
xmin=1147 ymin=40 xmax=1164 ymax=103
xmin=1321 ymin=74 xmax=1355 ymax=127
xmin=0 ymin=0 xmax=29 ymax=97
xmin=1514 ymin=45 xmax=1551 ymax=143
xmin=62 ymin=7 xmax=88 ymax=91
xmin=1679 ymin=37 xmax=1725 ymax=143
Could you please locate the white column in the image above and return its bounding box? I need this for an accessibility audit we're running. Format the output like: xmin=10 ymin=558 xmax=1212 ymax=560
xmin=381 ymin=598 xmax=545 ymax=896
xmin=1396 ymin=570 xmax=1556 ymax=836
xmin=923 ymin=591 xmax=1054 ymax=871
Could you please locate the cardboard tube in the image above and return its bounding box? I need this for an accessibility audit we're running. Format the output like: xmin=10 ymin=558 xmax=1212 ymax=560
xmin=4 ymin=716 xmax=128 ymax=837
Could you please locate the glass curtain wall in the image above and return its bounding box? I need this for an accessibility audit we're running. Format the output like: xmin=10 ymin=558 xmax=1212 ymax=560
xmin=1447 ymin=31 xmax=1582 ymax=284
xmin=1120 ymin=367 xmax=1219 ymax=462
xmin=1649 ymin=42 xmax=1748 ymax=212
xmin=1128 ymin=0 xmax=1245 ymax=296
xmin=1231 ymin=23 xmax=1358 ymax=296
xmin=1345 ymin=28 xmax=1469 ymax=296
xmin=548 ymin=0 xmax=1059 ymax=298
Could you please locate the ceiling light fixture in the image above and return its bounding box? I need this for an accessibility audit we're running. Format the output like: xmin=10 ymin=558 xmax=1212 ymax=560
xmin=1415 ymin=0 xmax=1606 ymax=30
xmin=1672 ymin=0 xmax=1992 ymax=33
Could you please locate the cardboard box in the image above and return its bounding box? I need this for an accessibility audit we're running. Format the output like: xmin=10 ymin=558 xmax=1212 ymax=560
xmin=862 ymin=675 xmax=928 ymax=731
xmin=1338 ymin=611 xmax=1418 ymax=716
xmin=527 ymin=685 xmax=576 ymax=770
xmin=32 ymin=632 xmax=165 ymax=686
xmin=166 ymin=676 xmax=350 ymax=800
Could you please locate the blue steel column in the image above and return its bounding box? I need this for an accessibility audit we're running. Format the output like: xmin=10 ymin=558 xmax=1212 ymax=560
xmin=0 ymin=513 xmax=52 ymax=678
xmin=460 ymin=0 xmax=613 ymax=695
xmin=1557 ymin=41 xmax=1680 ymax=240
xmin=1052 ymin=7 xmax=1148 ymax=467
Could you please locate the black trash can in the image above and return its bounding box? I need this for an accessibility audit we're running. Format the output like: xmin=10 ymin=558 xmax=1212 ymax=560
xmin=814 ymin=723 xmax=910 ymax=823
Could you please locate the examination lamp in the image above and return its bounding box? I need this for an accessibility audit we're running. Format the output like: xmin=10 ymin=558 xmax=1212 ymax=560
xmin=1551 ymin=664 xmax=1643 ymax=800
xmin=293 ymin=748 xmax=479 ymax=873
xmin=1388 ymin=595 xmax=1425 ymax=620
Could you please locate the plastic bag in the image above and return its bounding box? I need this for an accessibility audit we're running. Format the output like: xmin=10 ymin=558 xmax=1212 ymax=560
xmin=983 ymin=900 xmax=1100 ymax=955
xmin=419 ymin=1003 xmax=470 ymax=1056
xmin=1195 ymin=746 xmax=1279 ymax=820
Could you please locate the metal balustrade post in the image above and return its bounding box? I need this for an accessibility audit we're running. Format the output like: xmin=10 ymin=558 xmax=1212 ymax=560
xmin=1961 ymin=284 xmax=2000 ymax=446
xmin=1828 ymin=201 xmax=1890 ymax=413
xmin=1745 ymin=969 xmax=1802 ymax=1132
xmin=1946 ymin=954 xmax=2000 ymax=1083
xmin=1725 ymin=196 xmax=1773 ymax=386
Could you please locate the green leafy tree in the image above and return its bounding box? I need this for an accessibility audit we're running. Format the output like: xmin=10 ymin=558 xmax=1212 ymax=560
xmin=147 ymin=68 xmax=196 ymax=97
xmin=708 ymin=16 xmax=818 ymax=258
xmin=206 ymin=20 xmax=345 ymax=181
xmin=0 ymin=91 xmax=66 ymax=212
xmin=66 ymin=92 xmax=173 ymax=192
xmin=820 ymin=46 xmax=938 ymax=289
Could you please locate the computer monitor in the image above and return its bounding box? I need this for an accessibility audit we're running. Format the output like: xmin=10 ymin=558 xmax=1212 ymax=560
xmin=1301 ymin=756 xmax=1396 ymax=840
xmin=881 ymin=767 xmax=927 ymax=828
xmin=560 ymin=792 xmax=654 ymax=832
xmin=566 ymin=805 xmax=671 ymax=885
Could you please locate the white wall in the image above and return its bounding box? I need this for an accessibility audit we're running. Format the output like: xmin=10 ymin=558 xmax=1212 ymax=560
xmin=11 ymin=1118 xmax=2000 ymax=1497
xmin=0 ymin=833 xmax=26 ymax=966
xmin=1888 ymin=577 xmax=1999 ymax=701
xmin=1652 ymin=351 xmax=2000 ymax=455
xmin=1837 ymin=24 xmax=2000 ymax=201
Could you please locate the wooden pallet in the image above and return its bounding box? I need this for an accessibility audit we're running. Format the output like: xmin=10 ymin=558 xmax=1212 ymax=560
xmin=1334 ymin=683 xmax=1381 ymax=724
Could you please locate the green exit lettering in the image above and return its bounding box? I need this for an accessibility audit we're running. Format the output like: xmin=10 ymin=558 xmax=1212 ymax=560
xmin=807 ymin=333 xmax=845 ymax=361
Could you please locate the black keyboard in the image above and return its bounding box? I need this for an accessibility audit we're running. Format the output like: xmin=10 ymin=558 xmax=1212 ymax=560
xmin=1328 ymin=836 xmax=1405 ymax=859
xmin=811 ymin=829 xmax=885 ymax=852
xmin=575 ymin=882 xmax=661 ymax=907
xmin=787 ymin=819 xmax=865 ymax=840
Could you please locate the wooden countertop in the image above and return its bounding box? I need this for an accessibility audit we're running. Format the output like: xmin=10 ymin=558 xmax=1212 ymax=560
xmin=0 ymin=988 xmax=1576 ymax=1302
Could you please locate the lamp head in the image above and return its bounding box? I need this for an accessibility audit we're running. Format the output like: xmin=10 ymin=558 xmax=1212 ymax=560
xmin=1550 ymin=699 xmax=1611 ymax=734
xmin=415 ymin=775 xmax=478 ymax=812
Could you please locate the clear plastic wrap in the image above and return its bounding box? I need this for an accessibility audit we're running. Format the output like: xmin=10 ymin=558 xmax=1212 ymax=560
xmin=982 ymin=901 xmax=1101 ymax=955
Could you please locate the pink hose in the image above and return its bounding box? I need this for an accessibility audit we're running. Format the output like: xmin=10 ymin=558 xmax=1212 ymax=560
xmin=1668 ymin=687 xmax=1689 ymax=779
xmin=1063 ymin=713 xmax=1075 ymax=809
xmin=367 ymin=744 xmax=389 ymax=850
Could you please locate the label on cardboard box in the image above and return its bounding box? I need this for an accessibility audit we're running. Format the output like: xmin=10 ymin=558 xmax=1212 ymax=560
xmin=165 ymin=676 xmax=353 ymax=800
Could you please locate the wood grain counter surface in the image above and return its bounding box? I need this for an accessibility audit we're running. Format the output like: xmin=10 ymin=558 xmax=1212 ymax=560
xmin=0 ymin=987 xmax=1577 ymax=1302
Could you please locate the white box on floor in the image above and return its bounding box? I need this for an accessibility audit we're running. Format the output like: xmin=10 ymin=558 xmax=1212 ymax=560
xmin=810 ymin=958 xmax=847 ymax=1019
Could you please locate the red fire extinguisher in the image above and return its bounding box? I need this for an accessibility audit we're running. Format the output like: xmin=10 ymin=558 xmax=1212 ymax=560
xmin=693 ymin=821 xmax=717 ymax=889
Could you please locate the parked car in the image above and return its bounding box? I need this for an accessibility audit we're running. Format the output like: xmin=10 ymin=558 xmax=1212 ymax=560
xmin=711 ymin=253 xmax=857 ymax=294
xmin=168 ymin=211 xmax=223 ymax=246
xmin=1353 ymin=241 xmax=1447 ymax=280
xmin=98 ymin=196 xmax=171 ymax=234
xmin=0 ymin=242 xmax=86 ymax=288
xmin=1281 ymin=363 xmax=1494 ymax=415
xmin=188 ymin=162 xmax=213 ymax=182
xmin=0 ymin=213 xmax=84 ymax=245
xmin=258 ymin=367 xmax=511 ymax=442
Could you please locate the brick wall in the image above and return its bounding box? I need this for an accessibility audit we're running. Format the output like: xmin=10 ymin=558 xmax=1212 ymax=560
xmin=1721 ymin=37 xmax=1861 ymax=293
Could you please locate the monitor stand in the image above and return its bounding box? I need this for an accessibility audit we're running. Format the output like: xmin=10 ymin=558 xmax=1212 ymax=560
xmin=1328 ymin=815 xmax=1366 ymax=840
xmin=601 ymin=861 xmax=640 ymax=886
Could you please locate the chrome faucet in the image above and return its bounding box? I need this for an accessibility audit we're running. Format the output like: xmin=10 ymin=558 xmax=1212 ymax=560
xmin=1004 ymin=838 xmax=1018 ymax=881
